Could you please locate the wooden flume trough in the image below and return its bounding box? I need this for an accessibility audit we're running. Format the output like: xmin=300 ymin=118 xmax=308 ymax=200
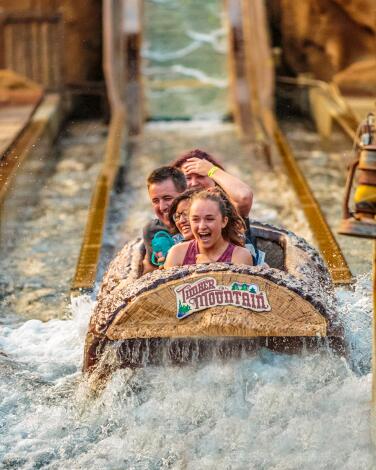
xmin=83 ymin=222 xmax=343 ymax=375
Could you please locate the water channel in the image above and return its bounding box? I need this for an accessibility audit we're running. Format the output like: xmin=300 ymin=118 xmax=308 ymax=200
xmin=0 ymin=1 xmax=374 ymax=468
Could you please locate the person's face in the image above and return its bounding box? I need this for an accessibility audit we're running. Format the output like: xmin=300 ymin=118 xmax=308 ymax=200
xmin=181 ymin=162 xmax=215 ymax=190
xmin=190 ymin=199 xmax=228 ymax=249
xmin=174 ymin=199 xmax=193 ymax=240
xmin=148 ymin=178 xmax=181 ymax=227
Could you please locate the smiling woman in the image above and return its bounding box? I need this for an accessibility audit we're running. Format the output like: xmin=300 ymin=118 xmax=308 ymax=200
xmin=168 ymin=188 xmax=199 ymax=241
xmin=164 ymin=189 xmax=252 ymax=267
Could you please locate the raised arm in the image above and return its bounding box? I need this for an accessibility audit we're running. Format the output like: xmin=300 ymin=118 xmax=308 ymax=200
xmin=183 ymin=157 xmax=253 ymax=217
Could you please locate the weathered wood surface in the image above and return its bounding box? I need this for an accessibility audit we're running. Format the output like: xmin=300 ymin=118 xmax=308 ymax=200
xmin=106 ymin=271 xmax=327 ymax=340
xmin=0 ymin=104 xmax=37 ymax=157
xmin=93 ymin=223 xmax=333 ymax=321
xmin=0 ymin=69 xmax=43 ymax=103
xmin=0 ymin=69 xmax=43 ymax=158
xmin=90 ymin=222 xmax=337 ymax=340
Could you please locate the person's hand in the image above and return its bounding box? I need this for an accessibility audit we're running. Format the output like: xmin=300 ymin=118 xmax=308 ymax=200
xmin=196 ymin=253 xmax=211 ymax=264
xmin=156 ymin=252 xmax=165 ymax=264
xmin=184 ymin=158 xmax=213 ymax=176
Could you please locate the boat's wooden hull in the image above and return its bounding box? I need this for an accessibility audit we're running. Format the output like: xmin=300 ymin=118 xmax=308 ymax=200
xmin=84 ymin=335 xmax=344 ymax=372
xmin=106 ymin=270 xmax=328 ymax=340
xmin=84 ymin=222 xmax=342 ymax=373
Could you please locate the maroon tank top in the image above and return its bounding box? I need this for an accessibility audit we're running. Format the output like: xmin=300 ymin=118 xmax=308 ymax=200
xmin=182 ymin=240 xmax=236 ymax=265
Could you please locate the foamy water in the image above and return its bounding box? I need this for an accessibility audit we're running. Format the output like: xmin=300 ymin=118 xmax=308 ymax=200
xmin=1 ymin=118 xmax=373 ymax=470
xmin=0 ymin=280 xmax=374 ymax=469
xmin=1 ymin=1 xmax=375 ymax=467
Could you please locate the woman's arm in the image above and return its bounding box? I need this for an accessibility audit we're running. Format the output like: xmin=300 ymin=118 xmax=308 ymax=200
xmin=164 ymin=243 xmax=188 ymax=269
xmin=183 ymin=158 xmax=253 ymax=217
xmin=232 ymin=246 xmax=253 ymax=266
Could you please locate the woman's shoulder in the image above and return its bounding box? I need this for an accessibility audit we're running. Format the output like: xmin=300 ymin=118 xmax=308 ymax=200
xmin=170 ymin=240 xmax=192 ymax=253
xmin=232 ymin=244 xmax=249 ymax=255
xmin=232 ymin=245 xmax=253 ymax=264
xmin=165 ymin=240 xmax=193 ymax=268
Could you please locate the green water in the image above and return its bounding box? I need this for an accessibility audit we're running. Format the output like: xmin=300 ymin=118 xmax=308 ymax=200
xmin=143 ymin=0 xmax=229 ymax=119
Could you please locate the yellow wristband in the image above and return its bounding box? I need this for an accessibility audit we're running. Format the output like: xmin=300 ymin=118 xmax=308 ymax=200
xmin=207 ymin=166 xmax=219 ymax=178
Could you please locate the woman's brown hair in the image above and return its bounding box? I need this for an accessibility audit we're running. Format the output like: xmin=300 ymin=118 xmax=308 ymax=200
xmin=172 ymin=148 xmax=225 ymax=171
xmin=190 ymin=188 xmax=245 ymax=246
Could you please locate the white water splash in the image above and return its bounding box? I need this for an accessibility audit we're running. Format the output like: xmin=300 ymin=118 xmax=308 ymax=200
xmin=169 ymin=65 xmax=227 ymax=88
xmin=186 ymin=28 xmax=227 ymax=53
xmin=0 ymin=275 xmax=375 ymax=469
xmin=143 ymin=41 xmax=203 ymax=62
xmin=336 ymin=273 xmax=373 ymax=374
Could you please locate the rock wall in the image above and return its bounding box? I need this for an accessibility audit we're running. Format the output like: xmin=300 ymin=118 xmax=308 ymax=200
xmin=270 ymin=0 xmax=376 ymax=93
xmin=0 ymin=0 xmax=102 ymax=85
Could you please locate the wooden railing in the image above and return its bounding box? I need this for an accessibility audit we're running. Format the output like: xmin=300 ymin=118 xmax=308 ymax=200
xmin=124 ymin=0 xmax=143 ymax=135
xmin=71 ymin=0 xmax=127 ymax=293
xmin=226 ymin=0 xmax=352 ymax=284
xmin=225 ymin=0 xmax=273 ymax=140
xmin=0 ymin=12 xmax=64 ymax=91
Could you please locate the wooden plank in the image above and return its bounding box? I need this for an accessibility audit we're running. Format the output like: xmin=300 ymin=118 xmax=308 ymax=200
xmin=0 ymin=94 xmax=62 ymax=206
xmin=0 ymin=12 xmax=63 ymax=91
xmin=71 ymin=0 xmax=127 ymax=293
xmin=106 ymin=272 xmax=328 ymax=340
xmin=0 ymin=105 xmax=37 ymax=157
xmin=225 ymin=0 xmax=255 ymax=137
xmin=0 ymin=70 xmax=44 ymax=159
xmin=2 ymin=13 xmax=61 ymax=24
xmin=0 ymin=17 xmax=5 ymax=69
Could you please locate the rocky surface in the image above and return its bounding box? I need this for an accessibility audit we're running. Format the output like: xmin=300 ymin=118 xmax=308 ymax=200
xmin=271 ymin=0 xmax=376 ymax=93
xmin=333 ymin=58 xmax=376 ymax=95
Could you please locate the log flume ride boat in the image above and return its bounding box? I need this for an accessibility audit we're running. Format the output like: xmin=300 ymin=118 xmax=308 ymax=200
xmin=83 ymin=221 xmax=343 ymax=374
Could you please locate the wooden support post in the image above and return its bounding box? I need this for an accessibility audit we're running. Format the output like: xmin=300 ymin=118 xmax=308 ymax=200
xmin=71 ymin=0 xmax=127 ymax=293
xmin=124 ymin=0 xmax=143 ymax=136
xmin=225 ymin=0 xmax=255 ymax=138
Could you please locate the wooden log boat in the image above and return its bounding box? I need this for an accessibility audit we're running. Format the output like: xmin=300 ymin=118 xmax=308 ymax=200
xmin=83 ymin=221 xmax=343 ymax=374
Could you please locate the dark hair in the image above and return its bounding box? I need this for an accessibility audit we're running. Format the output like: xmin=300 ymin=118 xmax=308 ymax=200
xmin=168 ymin=188 xmax=198 ymax=230
xmin=147 ymin=166 xmax=187 ymax=192
xmin=172 ymin=149 xmax=225 ymax=171
xmin=190 ymin=188 xmax=245 ymax=246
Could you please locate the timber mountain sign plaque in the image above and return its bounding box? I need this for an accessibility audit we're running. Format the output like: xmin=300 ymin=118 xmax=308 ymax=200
xmin=174 ymin=276 xmax=271 ymax=319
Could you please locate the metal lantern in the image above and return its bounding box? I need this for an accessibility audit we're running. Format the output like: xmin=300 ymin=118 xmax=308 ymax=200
xmin=339 ymin=113 xmax=376 ymax=239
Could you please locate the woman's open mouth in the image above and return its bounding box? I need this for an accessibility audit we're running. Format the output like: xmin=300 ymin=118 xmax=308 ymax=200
xmin=197 ymin=231 xmax=211 ymax=242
